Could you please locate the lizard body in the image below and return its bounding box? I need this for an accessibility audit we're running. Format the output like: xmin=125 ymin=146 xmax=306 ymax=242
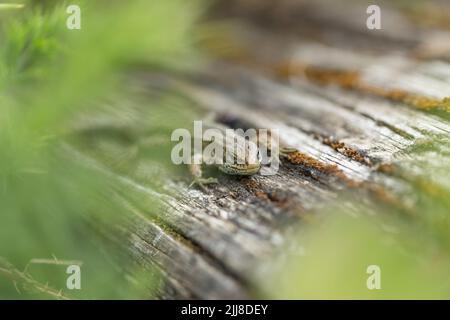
xmin=189 ymin=121 xmax=296 ymax=190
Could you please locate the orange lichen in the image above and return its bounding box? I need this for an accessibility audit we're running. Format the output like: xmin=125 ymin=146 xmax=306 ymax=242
xmin=286 ymin=151 xmax=360 ymax=187
xmin=286 ymin=151 xmax=362 ymax=187
xmin=242 ymin=178 xmax=291 ymax=208
xmin=275 ymin=61 xmax=306 ymax=79
xmin=304 ymin=67 xmax=360 ymax=89
xmin=322 ymin=138 xmax=370 ymax=165
xmin=286 ymin=151 xmax=340 ymax=174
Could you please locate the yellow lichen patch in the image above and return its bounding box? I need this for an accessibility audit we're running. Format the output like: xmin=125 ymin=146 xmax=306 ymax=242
xmin=400 ymin=94 xmax=449 ymax=113
xmin=276 ymin=63 xmax=450 ymax=114
xmin=276 ymin=62 xmax=360 ymax=89
xmin=357 ymin=83 xmax=450 ymax=113
xmin=304 ymin=67 xmax=360 ymax=89
xmin=322 ymin=138 xmax=371 ymax=165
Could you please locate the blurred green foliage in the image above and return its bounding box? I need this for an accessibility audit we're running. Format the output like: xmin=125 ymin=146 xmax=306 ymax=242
xmin=268 ymin=211 xmax=450 ymax=299
xmin=265 ymin=142 xmax=450 ymax=299
xmin=0 ymin=0 xmax=203 ymax=299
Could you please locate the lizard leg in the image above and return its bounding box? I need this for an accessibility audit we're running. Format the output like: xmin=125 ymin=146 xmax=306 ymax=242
xmin=254 ymin=128 xmax=297 ymax=162
xmin=270 ymin=147 xmax=296 ymax=171
xmin=188 ymin=153 xmax=218 ymax=191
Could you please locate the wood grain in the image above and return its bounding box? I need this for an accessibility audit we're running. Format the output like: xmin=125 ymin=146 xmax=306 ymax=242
xmin=71 ymin=1 xmax=450 ymax=298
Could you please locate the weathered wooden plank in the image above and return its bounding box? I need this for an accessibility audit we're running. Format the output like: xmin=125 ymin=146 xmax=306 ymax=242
xmin=69 ymin=0 xmax=450 ymax=299
xmin=72 ymin=62 xmax=449 ymax=298
xmin=211 ymin=0 xmax=450 ymax=59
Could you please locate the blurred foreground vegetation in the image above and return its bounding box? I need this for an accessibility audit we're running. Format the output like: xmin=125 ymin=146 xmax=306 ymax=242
xmin=264 ymin=141 xmax=450 ymax=299
xmin=0 ymin=0 xmax=203 ymax=299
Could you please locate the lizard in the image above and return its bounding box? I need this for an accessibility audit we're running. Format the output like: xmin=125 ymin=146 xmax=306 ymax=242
xmin=188 ymin=119 xmax=297 ymax=190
